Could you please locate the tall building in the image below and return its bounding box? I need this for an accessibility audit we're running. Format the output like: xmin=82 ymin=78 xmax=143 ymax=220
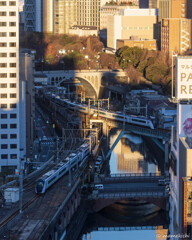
xmin=107 ymin=8 xmax=158 ymax=49
xmin=100 ymin=5 xmax=138 ymax=40
xmin=139 ymin=0 xmax=192 ymax=20
xmin=20 ymin=50 xmax=35 ymax=159
xmin=169 ymin=56 xmax=192 ymax=237
xmin=24 ymin=0 xmax=35 ymax=31
xmin=0 ymin=0 xmax=25 ymax=173
xmin=161 ymin=18 xmax=192 ymax=56
xmin=24 ymin=0 xmax=76 ymax=34
xmin=76 ymin=0 xmax=108 ymax=30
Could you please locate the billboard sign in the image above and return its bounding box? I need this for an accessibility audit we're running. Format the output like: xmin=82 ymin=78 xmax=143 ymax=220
xmin=179 ymin=104 xmax=192 ymax=137
xmin=176 ymin=57 xmax=192 ymax=100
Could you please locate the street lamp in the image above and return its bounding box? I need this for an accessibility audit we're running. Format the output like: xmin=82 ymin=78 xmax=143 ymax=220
xmin=85 ymin=55 xmax=90 ymax=71
xmin=123 ymin=58 xmax=125 ymax=71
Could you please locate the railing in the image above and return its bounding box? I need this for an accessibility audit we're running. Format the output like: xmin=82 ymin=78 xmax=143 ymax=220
xmin=108 ymin=173 xmax=162 ymax=177
xmin=97 ymin=226 xmax=157 ymax=231
xmin=89 ymin=190 xmax=168 ymax=200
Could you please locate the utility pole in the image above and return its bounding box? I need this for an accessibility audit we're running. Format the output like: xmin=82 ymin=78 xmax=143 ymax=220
xmin=56 ymin=137 xmax=59 ymax=162
xmin=19 ymin=149 xmax=24 ymax=214
xmin=68 ymin=159 xmax=71 ymax=187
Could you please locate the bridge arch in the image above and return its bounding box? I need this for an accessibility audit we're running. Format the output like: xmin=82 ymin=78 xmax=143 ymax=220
xmin=58 ymin=76 xmax=98 ymax=99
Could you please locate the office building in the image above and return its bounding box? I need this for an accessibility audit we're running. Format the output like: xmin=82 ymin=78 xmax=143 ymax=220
xmin=161 ymin=18 xmax=192 ymax=56
xmin=139 ymin=0 xmax=192 ymax=20
xmin=76 ymin=0 xmax=108 ymax=31
xmin=20 ymin=50 xmax=35 ymax=159
xmin=107 ymin=8 xmax=158 ymax=49
xmin=24 ymin=0 xmax=76 ymax=34
xmin=100 ymin=5 xmax=138 ymax=40
xmin=182 ymin=177 xmax=192 ymax=238
xmin=117 ymin=38 xmax=157 ymax=50
xmin=0 ymin=0 xmax=26 ymax=173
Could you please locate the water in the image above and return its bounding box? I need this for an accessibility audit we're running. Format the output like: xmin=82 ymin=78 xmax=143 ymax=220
xmin=109 ymin=130 xmax=161 ymax=175
xmin=79 ymin=130 xmax=168 ymax=240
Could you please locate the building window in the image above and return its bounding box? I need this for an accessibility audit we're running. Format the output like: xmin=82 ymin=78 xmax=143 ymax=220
xmin=0 ymin=32 xmax=6 ymax=37
xmin=1 ymin=144 xmax=7 ymax=149
xmin=10 ymin=154 xmax=17 ymax=159
xmin=9 ymin=32 xmax=16 ymax=37
xmin=10 ymin=103 xmax=16 ymax=108
xmin=1 ymin=154 xmax=8 ymax=159
xmin=0 ymin=11 xmax=6 ymax=16
xmin=10 ymin=73 xmax=16 ymax=78
xmin=1 ymin=114 xmax=7 ymax=118
xmin=10 ymin=53 xmax=16 ymax=57
xmin=9 ymin=42 xmax=16 ymax=47
xmin=1 ymin=124 xmax=7 ymax=129
xmin=0 ymin=42 xmax=6 ymax=47
xmin=0 ymin=83 xmax=7 ymax=88
xmin=10 ymin=134 xmax=17 ymax=139
xmin=9 ymin=1 xmax=16 ymax=6
xmin=0 ymin=93 xmax=7 ymax=98
xmin=9 ymin=12 xmax=16 ymax=16
xmin=10 ymin=113 xmax=17 ymax=118
xmin=10 ymin=83 xmax=16 ymax=88
xmin=0 ymin=1 xmax=6 ymax=6
xmin=1 ymin=134 xmax=7 ymax=139
xmin=0 ymin=22 xmax=7 ymax=26
xmin=10 ymin=93 xmax=16 ymax=98
xmin=0 ymin=73 xmax=7 ymax=78
xmin=10 ymin=144 xmax=17 ymax=149
xmin=0 ymin=104 xmax=7 ymax=109
xmin=10 ymin=124 xmax=17 ymax=128
xmin=0 ymin=63 xmax=7 ymax=67
xmin=0 ymin=53 xmax=7 ymax=57
xmin=10 ymin=63 xmax=16 ymax=68
xmin=9 ymin=22 xmax=16 ymax=26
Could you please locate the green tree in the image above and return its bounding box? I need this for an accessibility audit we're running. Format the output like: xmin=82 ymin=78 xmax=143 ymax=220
xmin=145 ymin=63 xmax=169 ymax=84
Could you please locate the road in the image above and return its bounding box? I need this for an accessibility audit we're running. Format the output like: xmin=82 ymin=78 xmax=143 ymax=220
xmin=33 ymin=111 xmax=56 ymax=166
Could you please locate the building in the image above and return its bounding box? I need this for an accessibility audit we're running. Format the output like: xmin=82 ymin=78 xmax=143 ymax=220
xmin=76 ymin=0 xmax=108 ymax=31
xmin=53 ymin=0 xmax=76 ymax=34
xmin=100 ymin=5 xmax=138 ymax=40
xmin=24 ymin=0 xmax=76 ymax=34
xmin=116 ymin=38 xmax=157 ymax=50
xmin=24 ymin=0 xmax=36 ymax=31
xmin=161 ymin=18 xmax=192 ymax=56
xmin=139 ymin=0 xmax=192 ymax=20
xmin=69 ymin=25 xmax=98 ymax=37
xmin=169 ymin=56 xmax=192 ymax=237
xmin=117 ymin=0 xmax=139 ymax=5
xmin=107 ymin=8 xmax=158 ymax=49
xmin=20 ymin=50 xmax=35 ymax=159
xmin=182 ymin=177 xmax=192 ymax=238
xmin=0 ymin=0 xmax=26 ymax=173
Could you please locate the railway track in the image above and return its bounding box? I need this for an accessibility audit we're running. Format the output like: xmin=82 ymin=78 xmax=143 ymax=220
xmin=0 ymin=195 xmax=39 ymax=231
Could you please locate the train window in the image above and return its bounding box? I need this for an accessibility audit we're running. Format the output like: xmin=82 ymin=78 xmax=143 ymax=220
xmin=131 ymin=118 xmax=146 ymax=123
xmin=48 ymin=176 xmax=56 ymax=184
xmin=59 ymin=168 xmax=66 ymax=175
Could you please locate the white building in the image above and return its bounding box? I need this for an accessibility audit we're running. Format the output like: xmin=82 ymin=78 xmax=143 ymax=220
xmin=107 ymin=8 xmax=158 ymax=49
xmin=0 ymin=0 xmax=26 ymax=173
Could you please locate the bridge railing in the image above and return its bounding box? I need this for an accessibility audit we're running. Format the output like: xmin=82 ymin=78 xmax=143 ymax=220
xmin=108 ymin=173 xmax=162 ymax=177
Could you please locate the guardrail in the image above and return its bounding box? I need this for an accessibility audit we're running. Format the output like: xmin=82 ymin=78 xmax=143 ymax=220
xmin=109 ymin=173 xmax=162 ymax=177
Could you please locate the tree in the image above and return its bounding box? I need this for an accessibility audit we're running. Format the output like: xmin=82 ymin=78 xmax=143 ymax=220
xmin=145 ymin=63 xmax=169 ymax=84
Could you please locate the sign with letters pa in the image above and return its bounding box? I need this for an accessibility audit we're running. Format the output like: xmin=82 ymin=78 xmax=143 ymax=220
xmin=176 ymin=56 xmax=192 ymax=100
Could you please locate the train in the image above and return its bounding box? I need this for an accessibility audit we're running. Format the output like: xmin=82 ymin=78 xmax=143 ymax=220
xmin=52 ymin=95 xmax=156 ymax=129
xmin=35 ymin=142 xmax=91 ymax=194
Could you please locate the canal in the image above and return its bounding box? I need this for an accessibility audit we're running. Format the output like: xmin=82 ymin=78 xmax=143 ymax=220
xmin=79 ymin=130 xmax=169 ymax=240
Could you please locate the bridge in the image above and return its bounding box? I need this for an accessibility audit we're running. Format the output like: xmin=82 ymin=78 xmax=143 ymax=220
xmin=88 ymin=173 xmax=169 ymax=212
xmin=35 ymin=69 xmax=127 ymax=98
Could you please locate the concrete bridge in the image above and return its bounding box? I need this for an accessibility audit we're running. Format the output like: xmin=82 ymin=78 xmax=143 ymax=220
xmin=88 ymin=173 xmax=169 ymax=211
xmin=35 ymin=69 xmax=127 ymax=98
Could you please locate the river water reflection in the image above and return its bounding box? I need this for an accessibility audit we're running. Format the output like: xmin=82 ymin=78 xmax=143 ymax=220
xmin=79 ymin=130 xmax=168 ymax=240
xmin=109 ymin=130 xmax=161 ymax=175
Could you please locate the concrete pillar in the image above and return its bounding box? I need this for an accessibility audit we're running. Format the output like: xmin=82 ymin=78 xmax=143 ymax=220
xmin=164 ymin=141 xmax=169 ymax=175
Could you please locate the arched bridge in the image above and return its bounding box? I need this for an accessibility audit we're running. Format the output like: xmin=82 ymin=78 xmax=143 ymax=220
xmin=35 ymin=70 xmax=126 ymax=98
